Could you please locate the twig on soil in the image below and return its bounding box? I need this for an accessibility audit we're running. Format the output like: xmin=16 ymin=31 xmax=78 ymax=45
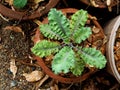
xmin=62 ymin=0 xmax=69 ymax=7
xmin=49 ymin=79 xmax=59 ymax=90
xmin=61 ymin=83 xmax=73 ymax=90
xmin=15 ymin=59 xmax=40 ymax=67
xmin=35 ymin=75 xmax=49 ymax=90
xmin=114 ymin=46 xmax=120 ymax=53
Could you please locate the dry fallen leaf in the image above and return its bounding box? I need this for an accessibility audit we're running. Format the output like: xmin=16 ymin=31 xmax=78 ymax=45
xmin=23 ymin=70 xmax=44 ymax=82
xmin=4 ymin=26 xmax=24 ymax=36
xmin=10 ymin=59 xmax=17 ymax=79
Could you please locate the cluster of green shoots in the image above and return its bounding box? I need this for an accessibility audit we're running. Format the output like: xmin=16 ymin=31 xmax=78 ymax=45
xmin=32 ymin=8 xmax=107 ymax=76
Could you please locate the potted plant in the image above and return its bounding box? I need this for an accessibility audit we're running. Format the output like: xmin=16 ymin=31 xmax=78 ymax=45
xmin=104 ymin=15 xmax=120 ymax=83
xmin=80 ymin=0 xmax=119 ymax=10
xmin=31 ymin=8 xmax=107 ymax=83
xmin=0 ymin=0 xmax=59 ymax=20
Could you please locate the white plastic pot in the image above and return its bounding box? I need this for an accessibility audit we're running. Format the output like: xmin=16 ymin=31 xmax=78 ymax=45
xmin=104 ymin=15 xmax=120 ymax=83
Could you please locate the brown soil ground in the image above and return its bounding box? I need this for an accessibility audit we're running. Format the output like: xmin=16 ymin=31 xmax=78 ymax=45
xmin=0 ymin=0 xmax=120 ymax=90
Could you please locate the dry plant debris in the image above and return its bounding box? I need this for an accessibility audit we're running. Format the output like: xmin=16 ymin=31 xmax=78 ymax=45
xmin=89 ymin=0 xmax=118 ymax=12
xmin=106 ymin=0 xmax=111 ymax=6
xmin=34 ymin=0 xmax=44 ymax=4
xmin=0 ymin=14 xmax=9 ymax=22
xmin=10 ymin=58 xmax=17 ymax=79
xmin=4 ymin=26 xmax=24 ymax=36
xmin=114 ymin=27 xmax=120 ymax=73
xmin=90 ymin=0 xmax=99 ymax=7
xmin=35 ymin=75 xmax=49 ymax=89
xmin=23 ymin=70 xmax=44 ymax=82
xmin=90 ymin=0 xmax=111 ymax=7
xmin=5 ymin=0 xmax=13 ymax=6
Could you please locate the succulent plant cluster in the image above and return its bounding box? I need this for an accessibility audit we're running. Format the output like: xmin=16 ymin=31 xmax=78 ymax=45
xmin=32 ymin=8 xmax=107 ymax=76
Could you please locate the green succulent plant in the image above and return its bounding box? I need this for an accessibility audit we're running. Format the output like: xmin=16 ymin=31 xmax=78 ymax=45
xmin=32 ymin=8 xmax=107 ymax=76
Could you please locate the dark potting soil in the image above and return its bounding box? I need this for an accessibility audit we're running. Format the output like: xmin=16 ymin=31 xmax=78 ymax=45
xmin=0 ymin=17 xmax=44 ymax=89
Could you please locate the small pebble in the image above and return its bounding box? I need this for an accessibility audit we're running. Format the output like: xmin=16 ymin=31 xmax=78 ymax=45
xmin=6 ymin=69 xmax=12 ymax=75
xmin=31 ymin=66 xmax=36 ymax=71
xmin=10 ymin=80 xmax=17 ymax=87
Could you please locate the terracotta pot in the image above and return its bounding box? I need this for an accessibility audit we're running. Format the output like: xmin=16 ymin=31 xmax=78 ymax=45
xmin=0 ymin=0 xmax=59 ymax=20
xmin=104 ymin=15 xmax=120 ymax=83
xmin=80 ymin=0 xmax=118 ymax=8
xmin=33 ymin=8 xmax=106 ymax=83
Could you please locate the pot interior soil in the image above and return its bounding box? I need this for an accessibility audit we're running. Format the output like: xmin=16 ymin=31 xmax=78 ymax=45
xmin=114 ymin=26 xmax=120 ymax=73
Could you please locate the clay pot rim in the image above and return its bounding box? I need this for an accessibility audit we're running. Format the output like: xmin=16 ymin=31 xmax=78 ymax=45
xmin=80 ymin=0 xmax=118 ymax=8
xmin=33 ymin=8 xmax=105 ymax=83
xmin=0 ymin=0 xmax=59 ymax=20
xmin=105 ymin=15 xmax=120 ymax=83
